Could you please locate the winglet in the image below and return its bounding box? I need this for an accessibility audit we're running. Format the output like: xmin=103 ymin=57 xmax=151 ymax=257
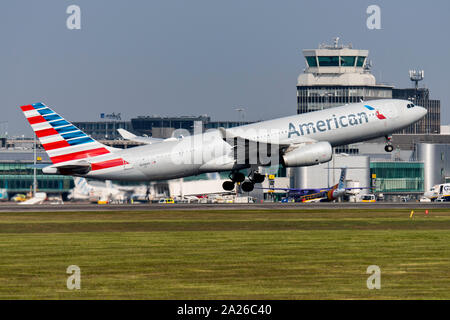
xmin=117 ymin=128 xmax=138 ymax=140
xmin=117 ymin=128 xmax=163 ymax=144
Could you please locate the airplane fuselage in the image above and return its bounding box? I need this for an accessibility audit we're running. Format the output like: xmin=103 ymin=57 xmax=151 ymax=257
xmin=84 ymin=99 xmax=425 ymax=181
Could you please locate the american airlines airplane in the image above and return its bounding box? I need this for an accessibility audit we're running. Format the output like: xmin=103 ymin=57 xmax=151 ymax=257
xmin=20 ymin=99 xmax=426 ymax=192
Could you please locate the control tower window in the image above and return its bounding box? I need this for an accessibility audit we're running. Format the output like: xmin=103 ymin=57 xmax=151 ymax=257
xmin=356 ymin=56 xmax=366 ymax=67
xmin=306 ymin=56 xmax=317 ymax=67
xmin=318 ymin=56 xmax=339 ymax=67
xmin=340 ymin=56 xmax=356 ymax=67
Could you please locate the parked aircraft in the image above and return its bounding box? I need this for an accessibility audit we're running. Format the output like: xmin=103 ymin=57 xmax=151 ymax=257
xmin=264 ymin=167 xmax=369 ymax=202
xmin=68 ymin=177 xmax=127 ymax=203
xmin=20 ymin=100 xmax=426 ymax=192
xmin=424 ymin=183 xmax=450 ymax=202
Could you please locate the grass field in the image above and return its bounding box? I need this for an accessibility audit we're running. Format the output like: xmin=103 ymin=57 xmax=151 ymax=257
xmin=0 ymin=208 xmax=450 ymax=299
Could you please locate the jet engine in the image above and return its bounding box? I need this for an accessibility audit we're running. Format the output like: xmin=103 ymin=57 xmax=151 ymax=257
xmin=282 ymin=141 xmax=332 ymax=167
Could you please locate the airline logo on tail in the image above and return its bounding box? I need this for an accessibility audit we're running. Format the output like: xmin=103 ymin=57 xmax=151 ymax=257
xmin=20 ymin=102 xmax=128 ymax=172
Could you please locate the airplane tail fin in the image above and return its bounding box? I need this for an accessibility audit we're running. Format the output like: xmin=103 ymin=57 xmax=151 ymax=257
xmin=105 ymin=180 xmax=113 ymax=190
xmin=73 ymin=177 xmax=92 ymax=196
xmin=337 ymin=167 xmax=347 ymax=190
xmin=20 ymin=103 xmax=117 ymax=165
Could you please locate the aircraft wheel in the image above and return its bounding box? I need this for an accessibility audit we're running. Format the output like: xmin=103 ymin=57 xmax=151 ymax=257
xmin=241 ymin=181 xmax=254 ymax=192
xmin=251 ymin=172 xmax=265 ymax=184
xmin=222 ymin=181 xmax=235 ymax=191
xmin=230 ymin=172 xmax=245 ymax=183
xmin=384 ymin=144 xmax=394 ymax=152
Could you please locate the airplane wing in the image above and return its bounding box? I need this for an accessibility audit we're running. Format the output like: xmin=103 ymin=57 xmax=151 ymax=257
xmin=117 ymin=128 xmax=163 ymax=144
xmin=218 ymin=127 xmax=319 ymax=166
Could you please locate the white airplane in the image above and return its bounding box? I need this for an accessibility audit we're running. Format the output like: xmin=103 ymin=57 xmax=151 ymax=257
xmin=424 ymin=183 xmax=450 ymax=202
xmin=69 ymin=177 xmax=128 ymax=203
xmin=20 ymin=100 xmax=426 ymax=192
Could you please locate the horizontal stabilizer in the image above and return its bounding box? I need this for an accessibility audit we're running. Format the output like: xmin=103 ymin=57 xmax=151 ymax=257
xmin=42 ymin=161 xmax=91 ymax=175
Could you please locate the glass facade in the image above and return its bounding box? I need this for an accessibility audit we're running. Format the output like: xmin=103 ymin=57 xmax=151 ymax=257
xmin=0 ymin=162 xmax=74 ymax=197
xmin=297 ymin=86 xmax=393 ymax=113
xmin=305 ymin=56 xmax=364 ymax=68
xmin=370 ymin=162 xmax=424 ymax=193
xmin=73 ymin=117 xmax=251 ymax=140
xmin=356 ymin=56 xmax=365 ymax=67
xmin=318 ymin=56 xmax=339 ymax=67
xmin=306 ymin=56 xmax=317 ymax=67
xmin=340 ymin=56 xmax=356 ymax=67
xmin=73 ymin=121 xmax=132 ymax=140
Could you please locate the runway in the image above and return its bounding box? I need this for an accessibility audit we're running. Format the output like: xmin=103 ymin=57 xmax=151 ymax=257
xmin=0 ymin=202 xmax=448 ymax=212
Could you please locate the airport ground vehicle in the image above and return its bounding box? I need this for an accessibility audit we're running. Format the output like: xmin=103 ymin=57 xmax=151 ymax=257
xmin=361 ymin=194 xmax=376 ymax=202
xmin=419 ymin=196 xmax=431 ymax=202
xmin=11 ymin=194 xmax=27 ymax=202
xmin=158 ymin=198 xmax=175 ymax=204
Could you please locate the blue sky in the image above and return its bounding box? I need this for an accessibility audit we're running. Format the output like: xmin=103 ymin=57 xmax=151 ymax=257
xmin=1 ymin=0 xmax=449 ymax=136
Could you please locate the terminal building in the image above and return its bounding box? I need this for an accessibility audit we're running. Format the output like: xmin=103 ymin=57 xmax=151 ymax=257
xmin=74 ymin=116 xmax=250 ymax=140
xmin=0 ymin=150 xmax=74 ymax=200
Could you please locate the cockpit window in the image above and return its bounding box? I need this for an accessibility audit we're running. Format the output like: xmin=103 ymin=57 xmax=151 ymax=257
xmin=407 ymin=103 xmax=415 ymax=108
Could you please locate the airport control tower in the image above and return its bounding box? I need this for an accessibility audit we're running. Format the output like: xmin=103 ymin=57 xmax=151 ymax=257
xmin=297 ymin=38 xmax=392 ymax=114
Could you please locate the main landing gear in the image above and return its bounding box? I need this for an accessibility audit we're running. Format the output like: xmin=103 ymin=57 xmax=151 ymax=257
xmin=222 ymin=171 xmax=266 ymax=192
xmin=384 ymin=135 xmax=394 ymax=152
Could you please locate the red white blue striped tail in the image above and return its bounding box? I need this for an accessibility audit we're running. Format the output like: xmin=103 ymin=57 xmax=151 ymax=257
xmin=20 ymin=102 xmax=114 ymax=165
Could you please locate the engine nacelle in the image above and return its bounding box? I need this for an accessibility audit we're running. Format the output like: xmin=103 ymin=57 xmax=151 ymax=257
xmin=282 ymin=141 xmax=332 ymax=167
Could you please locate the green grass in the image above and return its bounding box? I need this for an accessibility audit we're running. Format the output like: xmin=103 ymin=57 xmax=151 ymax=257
xmin=0 ymin=208 xmax=449 ymax=299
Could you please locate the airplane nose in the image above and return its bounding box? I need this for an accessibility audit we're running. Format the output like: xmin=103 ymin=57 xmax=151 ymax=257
xmin=418 ymin=106 xmax=427 ymax=118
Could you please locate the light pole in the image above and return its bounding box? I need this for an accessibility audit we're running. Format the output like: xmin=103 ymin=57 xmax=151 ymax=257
xmin=234 ymin=107 xmax=245 ymax=126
